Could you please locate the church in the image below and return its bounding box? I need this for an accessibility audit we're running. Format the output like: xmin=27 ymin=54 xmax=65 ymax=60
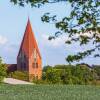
xmin=7 ymin=19 xmax=42 ymax=81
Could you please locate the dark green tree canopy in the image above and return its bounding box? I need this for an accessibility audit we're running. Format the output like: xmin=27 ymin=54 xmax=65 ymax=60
xmin=0 ymin=57 xmax=7 ymax=82
xmin=11 ymin=0 xmax=100 ymax=64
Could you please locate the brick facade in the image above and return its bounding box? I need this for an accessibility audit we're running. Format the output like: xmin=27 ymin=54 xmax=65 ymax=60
xmin=17 ymin=19 xmax=42 ymax=81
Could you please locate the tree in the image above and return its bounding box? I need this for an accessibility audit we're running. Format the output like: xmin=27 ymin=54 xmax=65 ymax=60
xmin=93 ymin=65 xmax=100 ymax=80
xmin=0 ymin=57 xmax=7 ymax=82
xmin=73 ymin=65 xmax=94 ymax=84
xmin=43 ymin=65 xmax=52 ymax=72
xmin=42 ymin=65 xmax=52 ymax=80
xmin=45 ymin=68 xmax=61 ymax=84
xmin=11 ymin=0 xmax=100 ymax=63
xmin=42 ymin=64 xmax=95 ymax=85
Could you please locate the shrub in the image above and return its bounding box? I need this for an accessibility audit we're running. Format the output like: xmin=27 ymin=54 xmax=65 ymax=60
xmin=0 ymin=57 xmax=7 ymax=82
xmin=11 ymin=71 xmax=29 ymax=81
xmin=45 ymin=68 xmax=62 ymax=84
xmin=93 ymin=65 xmax=100 ymax=80
xmin=33 ymin=79 xmax=48 ymax=84
xmin=42 ymin=64 xmax=96 ymax=85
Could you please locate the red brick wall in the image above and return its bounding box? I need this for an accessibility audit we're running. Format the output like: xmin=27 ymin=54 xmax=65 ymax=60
xmin=17 ymin=19 xmax=42 ymax=81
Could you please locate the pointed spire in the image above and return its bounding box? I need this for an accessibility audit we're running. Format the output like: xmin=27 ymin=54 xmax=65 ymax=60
xmin=27 ymin=17 xmax=31 ymax=27
xmin=25 ymin=18 xmax=32 ymax=33
xmin=17 ymin=18 xmax=41 ymax=59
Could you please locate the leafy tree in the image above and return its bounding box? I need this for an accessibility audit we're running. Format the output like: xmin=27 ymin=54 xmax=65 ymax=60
xmin=0 ymin=57 xmax=7 ymax=82
xmin=54 ymin=64 xmax=74 ymax=69
xmin=93 ymin=65 xmax=100 ymax=80
xmin=60 ymin=66 xmax=73 ymax=84
xmin=42 ymin=64 xmax=96 ymax=85
xmin=43 ymin=65 xmax=52 ymax=72
xmin=45 ymin=68 xmax=61 ymax=84
xmin=73 ymin=65 xmax=94 ymax=84
xmin=11 ymin=0 xmax=100 ymax=63
xmin=42 ymin=65 xmax=52 ymax=80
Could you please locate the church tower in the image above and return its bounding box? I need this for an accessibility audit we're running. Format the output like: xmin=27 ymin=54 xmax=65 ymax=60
xmin=17 ymin=19 xmax=42 ymax=81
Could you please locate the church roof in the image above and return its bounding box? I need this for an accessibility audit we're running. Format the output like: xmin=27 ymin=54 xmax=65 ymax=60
xmin=17 ymin=19 xmax=41 ymax=59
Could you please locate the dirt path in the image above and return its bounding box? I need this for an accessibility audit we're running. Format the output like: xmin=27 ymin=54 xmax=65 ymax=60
xmin=3 ymin=78 xmax=33 ymax=85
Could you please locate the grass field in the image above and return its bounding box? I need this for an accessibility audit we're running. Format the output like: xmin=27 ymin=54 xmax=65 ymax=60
xmin=0 ymin=84 xmax=100 ymax=100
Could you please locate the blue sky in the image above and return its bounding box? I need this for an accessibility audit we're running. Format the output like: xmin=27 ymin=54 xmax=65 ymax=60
xmin=0 ymin=0 xmax=99 ymax=66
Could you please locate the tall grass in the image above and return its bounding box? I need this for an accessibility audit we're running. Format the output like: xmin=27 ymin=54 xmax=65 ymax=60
xmin=0 ymin=84 xmax=100 ymax=100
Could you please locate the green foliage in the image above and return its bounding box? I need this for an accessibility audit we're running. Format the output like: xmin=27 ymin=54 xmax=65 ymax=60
xmin=54 ymin=64 xmax=74 ymax=69
xmin=42 ymin=64 xmax=97 ymax=85
xmin=93 ymin=65 xmax=100 ymax=80
xmin=0 ymin=57 xmax=7 ymax=82
xmin=43 ymin=65 xmax=52 ymax=72
xmin=33 ymin=79 xmax=48 ymax=84
xmin=72 ymin=65 xmax=94 ymax=84
xmin=10 ymin=0 xmax=49 ymax=7
xmin=11 ymin=71 xmax=29 ymax=81
xmin=45 ymin=68 xmax=61 ymax=84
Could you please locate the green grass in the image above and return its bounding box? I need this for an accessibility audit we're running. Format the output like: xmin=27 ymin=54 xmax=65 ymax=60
xmin=0 ymin=84 xmax=100 ymax=100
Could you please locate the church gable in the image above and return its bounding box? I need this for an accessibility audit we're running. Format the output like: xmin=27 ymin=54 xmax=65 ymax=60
xmin=17 ymin=18 xmax=42 ymax=81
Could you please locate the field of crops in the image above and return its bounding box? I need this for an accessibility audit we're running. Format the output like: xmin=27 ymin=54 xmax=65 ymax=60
xmin=0 ymin=84 xmax=100 ymax=100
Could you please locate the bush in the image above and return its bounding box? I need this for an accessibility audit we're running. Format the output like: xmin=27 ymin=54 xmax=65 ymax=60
xmin=11 ymin=71 xmax=29 ymax=81
xmin=0 ymin=57 xmax=7 ymax=82
xmin=45 ymin=68 xmax=62 ymax=84
xmin=42 ymin=64 xmax=96 ymax=85
xmin=93 ymin=65 xmax=100 ymax=80
xmin=33 ymin=79 xmax=48 ymax=84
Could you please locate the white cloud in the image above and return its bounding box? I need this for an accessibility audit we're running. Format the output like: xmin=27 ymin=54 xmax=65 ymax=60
xmin=41 ymin=32 xmax=97 ymax=47
xmin=0 ymin=35 xmax=8 ymax=45
xmin=4 ymin=44 xmax=18 ymax=53
xmin=41 ymin=34 xmax=69 ymax=47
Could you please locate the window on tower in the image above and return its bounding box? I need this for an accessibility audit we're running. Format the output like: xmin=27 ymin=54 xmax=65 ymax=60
xmin=33 ymin=49 xmax=37 ymax=59
xmin=32 ymin=62 xmax=38 ymax=68
xmin=36 ymin=63 xmax=38 ymax=68
xmin=32 ymin=49 xmax=38 ymax=69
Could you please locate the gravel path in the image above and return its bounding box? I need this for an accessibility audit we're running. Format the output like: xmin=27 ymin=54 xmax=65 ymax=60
xmin=3 ymin=78 xmax=33 ymax=85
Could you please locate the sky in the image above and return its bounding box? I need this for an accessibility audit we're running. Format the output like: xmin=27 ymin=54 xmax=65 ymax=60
xmin=0 ymin=0 xmax=99 ymax=66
